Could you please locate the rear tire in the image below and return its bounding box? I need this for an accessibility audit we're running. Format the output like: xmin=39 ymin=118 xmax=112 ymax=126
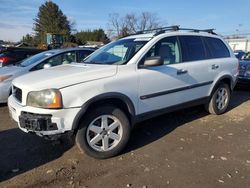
xmin=76 ymin=105 xmax=130 ymax=159
xmin=206 ymin=83 xmax=231 ymax=115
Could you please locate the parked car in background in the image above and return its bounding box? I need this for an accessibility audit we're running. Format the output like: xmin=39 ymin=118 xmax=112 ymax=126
xmin=0 ymin=47 xmax=45 ymax=67
xmin=234 ymin=50 xmax=246 ymax=60
xmin=0 ymin=47 xmax=94 ymax=103
xmin=238 ymin=52 xmax=250 ymax=84
xmin=8 ymin=26 xmax=238 ymax=159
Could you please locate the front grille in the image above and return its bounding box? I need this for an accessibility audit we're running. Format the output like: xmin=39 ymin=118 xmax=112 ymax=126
xmin=13 ymin=86 xmax=22 ymax=103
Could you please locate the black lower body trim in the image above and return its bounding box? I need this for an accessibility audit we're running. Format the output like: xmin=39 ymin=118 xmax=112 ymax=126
xmin=140 ymin=81 xmax=213 ymax=100
xmin=135 ymin=97 xmax=209 ymax=123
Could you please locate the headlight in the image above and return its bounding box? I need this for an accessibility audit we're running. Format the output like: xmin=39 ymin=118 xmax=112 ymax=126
xmin=27 ymin=89 xmax=62 ymax=109
xmin=0 ymin=75 xmax=12 ymax=82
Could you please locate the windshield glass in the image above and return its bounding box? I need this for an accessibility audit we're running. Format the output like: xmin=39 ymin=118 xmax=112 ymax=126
xmin=20 ymin=51 xmax=55 ymax=67
xmin=84 ymin=38 xmax=149 ymax=65
xmin=243 ymin=52 xmax=250 ymax=60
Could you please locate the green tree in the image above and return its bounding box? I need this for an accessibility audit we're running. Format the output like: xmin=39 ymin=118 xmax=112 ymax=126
xmin=74 ymin=29 xmax=109 ymax=44
xmin=21 ymin=34 xmax=40 ymax=47
xmin=34 ymin=1 xmax=71 ymax=44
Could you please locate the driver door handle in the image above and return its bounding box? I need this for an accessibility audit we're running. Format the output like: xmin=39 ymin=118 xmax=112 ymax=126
xmin=177 ymin=69 xmax=188 ymax=75
xmin=211 ymin=64 xmax=219 ymax=70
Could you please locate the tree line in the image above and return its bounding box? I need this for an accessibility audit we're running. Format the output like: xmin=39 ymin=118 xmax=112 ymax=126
xmin=22 ymin=1 xmax=162 ymax=47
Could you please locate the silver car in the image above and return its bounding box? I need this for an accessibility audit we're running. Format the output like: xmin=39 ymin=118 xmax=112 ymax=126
xmin=0 ymin=48 xmax=94 ymax=103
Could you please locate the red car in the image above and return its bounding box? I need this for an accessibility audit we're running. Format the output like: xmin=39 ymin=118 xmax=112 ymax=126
xmin=0 ymin=47 xmax=44 ymax=67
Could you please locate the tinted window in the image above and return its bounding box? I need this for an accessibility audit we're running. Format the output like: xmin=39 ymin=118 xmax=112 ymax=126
xmin=78 ymin=50 xmax=93 ymax=62
xmin=204 ymin=37 xmax=230 ymax=58
xmin=143 ymin=36 xmax=181 ymax=65
xmin=179 ymin=36 xmax=206 ymax=62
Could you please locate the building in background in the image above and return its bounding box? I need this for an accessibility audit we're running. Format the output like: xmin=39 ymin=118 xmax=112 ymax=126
xmin=226 ymin=38 xmax=250 ymax=52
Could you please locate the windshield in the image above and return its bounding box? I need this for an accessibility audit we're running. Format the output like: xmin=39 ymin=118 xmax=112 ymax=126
xmin=20 ymin=51 xmax=55 ymax=67
xmin=84 ymin=38 xmax=149 ymax=65
xmin=243 ymin=52 xmax=250 ymax=60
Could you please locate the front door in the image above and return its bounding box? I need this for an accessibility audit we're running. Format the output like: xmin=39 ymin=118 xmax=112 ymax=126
xmin=138 ymin=36 xmax=195 ymax=114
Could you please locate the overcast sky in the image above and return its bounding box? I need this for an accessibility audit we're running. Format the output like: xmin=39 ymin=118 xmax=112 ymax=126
xmin=1 ymin=0 xmax=250 ymax=42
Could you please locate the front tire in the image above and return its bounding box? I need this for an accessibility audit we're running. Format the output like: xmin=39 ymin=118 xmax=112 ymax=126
xmin=76 ymin=105 xmax=130 ymax=159
xmin=206 ymin=83 xmax=231 ymax=115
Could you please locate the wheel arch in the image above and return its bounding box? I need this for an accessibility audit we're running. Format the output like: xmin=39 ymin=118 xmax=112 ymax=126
xmin=209 ymin=75 xmax=234 ymax=96
xmin=72 ymin=92 xmax=136 ymax=131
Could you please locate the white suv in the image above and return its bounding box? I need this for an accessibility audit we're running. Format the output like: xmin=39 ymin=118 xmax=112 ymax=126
xmin=8 ymin=27 xmax=238 ymax=159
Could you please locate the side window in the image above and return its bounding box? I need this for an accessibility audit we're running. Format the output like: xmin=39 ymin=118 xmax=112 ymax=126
xmin=204 ymin=37 xmax=230 ymax=58
xmin=78 ymin=50 xmax=93 ymax=62
xmin=144 ymin=36 xmax=181 ymax=65
xmin=32 ymin=51 xmax=76 ymax=71
xmin=179 ymin=36 xmax=206 ymax=62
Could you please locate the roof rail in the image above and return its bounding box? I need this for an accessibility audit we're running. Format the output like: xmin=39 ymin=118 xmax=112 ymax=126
xmin=136 ymin=25 xmax=180 ymax=35
xmin=134 ymin=26 xmax=217 ymax=36
xmin=179 ymin=28 xmax=217 ymax=35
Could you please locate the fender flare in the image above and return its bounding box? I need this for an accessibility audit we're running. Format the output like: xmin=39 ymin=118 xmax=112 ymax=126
xmin=209 ymin=75 xmax=234 ymax=96
xmin=72 ymin=92 xmax=136 ymax=130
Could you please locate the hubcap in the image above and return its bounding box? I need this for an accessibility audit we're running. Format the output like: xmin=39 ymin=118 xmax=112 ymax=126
xmin=86 ymin=115 xmax=123 ymax=152
xmin=216 ymin=88 xmax=228 ymax=110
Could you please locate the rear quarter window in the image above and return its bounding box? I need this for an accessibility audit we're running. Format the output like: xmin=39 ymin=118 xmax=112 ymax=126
xmin=179 ymin=36 xmax=206 ymax=62
xmin=204 ymin=37 xmax=230 ymax=58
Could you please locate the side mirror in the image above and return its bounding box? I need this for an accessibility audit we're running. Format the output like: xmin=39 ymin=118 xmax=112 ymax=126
xmin=140 ymin=56 xmax=164 ymax=68
xmin=43 ymin=64 xmax=52 ymax=69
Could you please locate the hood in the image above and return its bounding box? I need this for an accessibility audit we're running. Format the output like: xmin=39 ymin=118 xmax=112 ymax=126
xmin=12 ymin=63 xmax=118 ymax=90
xmin=0 ymin=65 xmax=27 ymax=81
xmin=0 ymin=65 xmax=25 ymax=76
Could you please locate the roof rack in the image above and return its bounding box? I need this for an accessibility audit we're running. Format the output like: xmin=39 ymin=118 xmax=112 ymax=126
xmin=136 ymin=25 xmax=180 ymax=35
xmin=180 ymin=28 xmax=217 ymax=35
xmin=135 ymin=26 xmax=217 ymax=36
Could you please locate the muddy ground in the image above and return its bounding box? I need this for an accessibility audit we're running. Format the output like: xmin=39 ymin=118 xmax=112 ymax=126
xmin=0 ymin=87 xmax=250 ymax=188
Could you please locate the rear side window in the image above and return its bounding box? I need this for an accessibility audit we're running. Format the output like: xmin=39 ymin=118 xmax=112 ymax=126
xmin=204 ymin=37 xmax=230 ymax=58
xmin=179 ymin=36 xmax=206 ymax=62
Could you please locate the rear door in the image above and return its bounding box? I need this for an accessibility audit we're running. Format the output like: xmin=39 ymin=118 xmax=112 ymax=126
xmin=203 ymin=36 xmax=232 ymax=80
xmin=177 ymin=35 xmax=217 ymax=98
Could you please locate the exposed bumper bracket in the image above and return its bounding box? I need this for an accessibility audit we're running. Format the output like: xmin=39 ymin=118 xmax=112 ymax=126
xmin=19 ymin=112 xmax=58 ymax=131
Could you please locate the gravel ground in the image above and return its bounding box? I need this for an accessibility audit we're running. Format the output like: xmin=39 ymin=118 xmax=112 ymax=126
xmin=0 ymin=88 xmax=250 ymax=188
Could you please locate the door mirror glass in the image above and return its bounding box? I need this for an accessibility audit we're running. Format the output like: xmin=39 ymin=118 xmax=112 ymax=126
xmin=142 ymin=56 xmax=164 ymax=67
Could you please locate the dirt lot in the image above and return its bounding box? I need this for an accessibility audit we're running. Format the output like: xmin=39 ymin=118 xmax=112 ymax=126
xmin=0 ymin=87 xmax=250 ymax=188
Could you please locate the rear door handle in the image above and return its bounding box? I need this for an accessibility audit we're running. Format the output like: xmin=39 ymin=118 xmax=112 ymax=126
xmin=177 ymin=69 xmax=188 ymax=75
xmin=211 ymin=64 xmax=219 ymax=70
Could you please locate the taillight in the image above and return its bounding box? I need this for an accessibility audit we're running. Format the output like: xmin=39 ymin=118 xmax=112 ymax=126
xmin=0 ymin=57 xmax=11 ymax=65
